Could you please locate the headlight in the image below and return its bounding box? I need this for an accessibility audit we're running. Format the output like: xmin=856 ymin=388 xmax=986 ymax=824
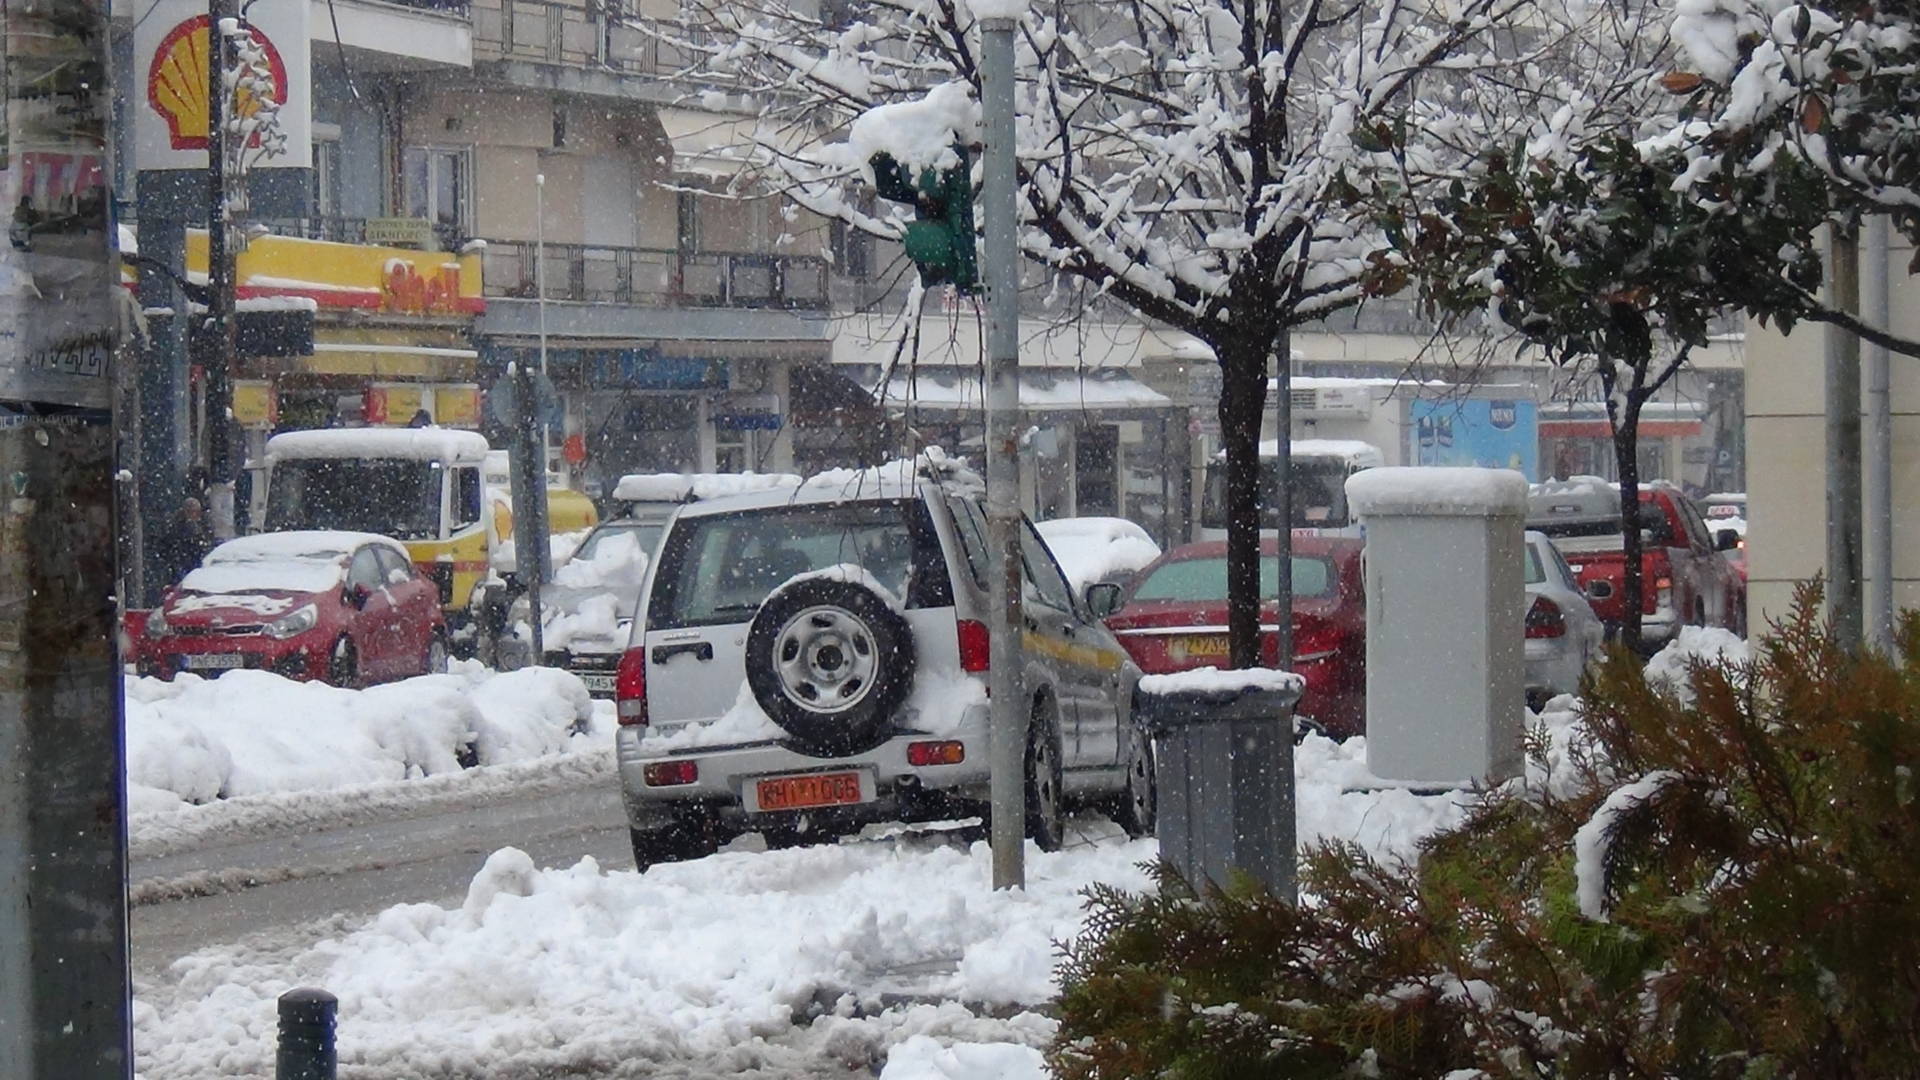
xmin=264 ymin=604 xmax=319 ymax=639
xmin=145 ymin=610 xmax=169 ymax=638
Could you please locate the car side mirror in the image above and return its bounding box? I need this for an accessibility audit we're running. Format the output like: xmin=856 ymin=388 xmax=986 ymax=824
xmin=1715 ymin=529 xmax=1740 ymax=552
xmin=348 ymin=583 xmax=371 ymax=609
xmin=1084 ymin=581 xmax=1124 ymax=618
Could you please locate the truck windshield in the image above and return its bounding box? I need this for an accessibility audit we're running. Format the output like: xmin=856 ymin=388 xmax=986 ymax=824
xmin=1200 ymin=458 xmax=1355 ymax=529
xmin=265 ymin=459 xmax=443 ymax=541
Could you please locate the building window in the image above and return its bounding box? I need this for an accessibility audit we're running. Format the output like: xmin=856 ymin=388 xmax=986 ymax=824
xmin=401 ymin=146 xmax=468 ymax=231
xmin=311 ymin=127 xmax=342 ymax=220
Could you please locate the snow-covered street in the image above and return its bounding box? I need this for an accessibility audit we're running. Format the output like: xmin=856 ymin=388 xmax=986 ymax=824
xmin=128 ymin=663 xmax=1522 ymax=1078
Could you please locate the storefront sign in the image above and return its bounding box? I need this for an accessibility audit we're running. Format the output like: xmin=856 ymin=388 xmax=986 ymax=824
xmin=364 ymin=383 xmax=428 ymax=426
xmin=363 ymin=218 xmax=435 ymax=248
xmin=584 ymin=349 xmax=727 ymax=390
xmin=185 ymin=232 xmax=484 ymax=314
xmin=434 ymin=384 xmax=481 ymax=428
xmin=232 ymin=380 xmax=278 ymax=427
xmin=135 ymin=0 xmax=312 ymax=170
xmin=712 ymin=392 xmax=782 ymax=431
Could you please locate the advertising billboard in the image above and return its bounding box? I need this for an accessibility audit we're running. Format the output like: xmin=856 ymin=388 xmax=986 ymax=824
xmin=1409 ymin=398 xmax=1539 ymax=480
xmin=133 ymin=0 xmax=311 ymax=170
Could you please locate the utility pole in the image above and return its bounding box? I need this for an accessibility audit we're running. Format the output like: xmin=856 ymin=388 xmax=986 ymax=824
xmin=1863 ymin=214 xmax=1893 ymax=653
xmin=1271 ymin=332 xmax=1292 ymax=671
xmin=1 ymin=0 xmax=132 ymax=1070
xmin=1826 ymin=223 xmax=1863 ymax=652
xmin=205 ymin=0 xmax=239 ymax=537
xmin=513 ymin=176 xmax=551 ymax=660
xmin=980 ymin=9 xmax=1026 ymax=890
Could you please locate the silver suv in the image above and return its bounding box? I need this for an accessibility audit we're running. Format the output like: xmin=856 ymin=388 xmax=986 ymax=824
xmin=612 ymin=465 xmax=1154 ymax=869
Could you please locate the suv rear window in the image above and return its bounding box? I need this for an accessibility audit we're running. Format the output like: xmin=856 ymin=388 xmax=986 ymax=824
xmin=648 ymin=499 xmax=954 ymax=629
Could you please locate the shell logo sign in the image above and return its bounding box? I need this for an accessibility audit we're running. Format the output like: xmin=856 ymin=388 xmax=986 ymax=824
xmin=145 ymin=15 xmax=289 ymax=151
xmin=133 ymin=0 xmax=310 ymax=170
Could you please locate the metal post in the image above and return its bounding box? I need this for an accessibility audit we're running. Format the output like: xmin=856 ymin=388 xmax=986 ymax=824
xmin=980 ymin=14 xmax=1026 ymax=891
xmin=1 ymin=0 xmax=131 ymax=1069
xmin=205 ymin=0 xmax=239 ymax=538
xmin=1864 ymin=214 xmax=1893 ymax=652
xmin=1826 ymin=223 xmax=1864 ymax=652
xmin=275 ymin=987 xmax=338 ymax=1080
xmin=1272 ymin=331 xmax=1292 ymax=670
xmin=511 ymin=356 xmax=547 ymax=661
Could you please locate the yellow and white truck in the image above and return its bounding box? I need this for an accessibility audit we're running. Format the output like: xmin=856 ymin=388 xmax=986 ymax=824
xmin=260 ymin=428 xmax=597 ymax=657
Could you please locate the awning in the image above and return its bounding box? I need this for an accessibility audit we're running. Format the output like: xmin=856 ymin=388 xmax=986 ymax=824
xmin=873 ymin=370 xmax=1173 ymax=413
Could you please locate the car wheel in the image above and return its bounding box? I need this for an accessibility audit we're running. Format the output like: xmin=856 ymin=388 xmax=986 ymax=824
xmin=423 ymin=631 xmax=449 ymax=676
xmin=327 ymin=636 xmax=358 ymax=688
xmin=1024 ymin=702 xmax=1066 ymax=852
xmin=744 ymin=576 xmax=916 ymax=756
xmin=1111 ymin=721 xmax=1157 ymax=839
xmin=630 ymin=818 xmax=721 ymax=872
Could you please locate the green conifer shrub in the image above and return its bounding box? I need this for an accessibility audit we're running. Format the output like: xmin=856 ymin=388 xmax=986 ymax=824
xmin=1051 ymin=586 xmax=1920 ymax=1079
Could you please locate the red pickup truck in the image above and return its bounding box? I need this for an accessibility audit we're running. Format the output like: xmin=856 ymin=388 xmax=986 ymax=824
xmin=1527 ymin=479 xmax=1745 ymax=650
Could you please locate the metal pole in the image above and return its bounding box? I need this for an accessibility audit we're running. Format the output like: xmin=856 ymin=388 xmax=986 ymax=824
xmin=1864 ymin=214 xmax=1893 ymax=652
xmin=205 ymin=0 xmax=239 ymax=538
xmin=1272 ymin=332 xmax=1292 ymax=670
xmin=275 ymin=987 xmax=338 ymax=1080
xmin=1826 ymin=223 xmax=1864 ymax=652
xmin=1 ymin=0 xmax=131 ymax=1067
xmin=981 ymin=14 xmax=1026 ymax=891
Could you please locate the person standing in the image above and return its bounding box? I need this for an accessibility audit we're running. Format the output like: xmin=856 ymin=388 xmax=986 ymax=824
xmin=151 ymin=496 xmax=214 ymax=591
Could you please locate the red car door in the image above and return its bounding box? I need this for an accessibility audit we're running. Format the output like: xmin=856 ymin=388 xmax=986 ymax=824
xmin=373 ymin=546 xmax=433 ymax=672
xmin=345 ymin=545 xmax=403 ymax=681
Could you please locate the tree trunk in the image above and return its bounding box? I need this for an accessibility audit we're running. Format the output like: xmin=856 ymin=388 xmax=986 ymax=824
xmin=1217 ymin=337 xmax=1270 ymax=670
xmin=1613 ymin=402 xmax=1645 ymax=654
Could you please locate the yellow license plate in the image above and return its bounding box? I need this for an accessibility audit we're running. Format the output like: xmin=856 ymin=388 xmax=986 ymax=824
xmin=1170 ymin=634 xmax=1230 ymax=662
xmin=756 ymin=772 xmax=864 ymax=811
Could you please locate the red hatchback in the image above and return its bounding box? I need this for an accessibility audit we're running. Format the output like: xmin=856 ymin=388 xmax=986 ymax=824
xmin=1104 ymin=537 xmax=1368 ymax=738
xmin=143 ymin=531 xmax=447 ymax=686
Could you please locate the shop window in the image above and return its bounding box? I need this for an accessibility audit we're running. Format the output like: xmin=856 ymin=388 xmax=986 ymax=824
xmin=1075 ymin=423 xmax=1119 ymax=517
xmin=311 ymin=132 xmax=342 ymax=220
xmin=402 ymin=146 xmax=468 ymax=231
xmin=715 ymin=429 xmax=751 ymax=473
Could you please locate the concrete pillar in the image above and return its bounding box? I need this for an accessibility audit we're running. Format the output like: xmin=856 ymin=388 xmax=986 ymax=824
xmin=1347 ymin=467 xmax=1528 ymax=787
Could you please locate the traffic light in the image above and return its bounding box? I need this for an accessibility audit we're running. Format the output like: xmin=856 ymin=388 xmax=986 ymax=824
xmin=870 ymin=145 xmax=978 ymax=293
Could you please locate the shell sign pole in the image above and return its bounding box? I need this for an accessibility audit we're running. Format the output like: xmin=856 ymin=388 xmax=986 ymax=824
xmin=134 ymin=0 xmax=311 ymax=171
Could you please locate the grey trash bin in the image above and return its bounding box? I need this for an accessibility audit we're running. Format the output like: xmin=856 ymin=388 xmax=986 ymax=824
xmin=1137 ymin=674 xmax=1302 ymax=901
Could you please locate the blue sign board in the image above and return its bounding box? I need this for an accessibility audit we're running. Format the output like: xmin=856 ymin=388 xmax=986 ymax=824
xmin=482 ymin=345 xmax=729 ymax=391
xmin=1408 ymin=398 xmax=1538 ymax=480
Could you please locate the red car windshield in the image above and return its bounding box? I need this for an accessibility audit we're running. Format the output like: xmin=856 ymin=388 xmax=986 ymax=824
xmin=1129 ymin=555 xmax=1335 ymax=603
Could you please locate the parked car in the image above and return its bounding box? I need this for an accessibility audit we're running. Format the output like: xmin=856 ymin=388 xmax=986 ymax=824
xmin=1102 ymin=537 xmax=1367 ymax=739
xmin=502 ymin=516 xmax=663 ymax=692
xmin=142 ymin=531 xmax=448 ymax=686
xmin=1034 ymin=516 xmax=1162 ymax=592
xmin=613 ymin=461 xmax=1153 ymax=869
xmin=1523 ymin=530 xmax=1606 ymax=709
xmin=1527 ymin=478 xmax=1744 ymax=651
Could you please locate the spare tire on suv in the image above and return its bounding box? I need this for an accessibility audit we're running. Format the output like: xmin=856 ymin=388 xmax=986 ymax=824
xmin=744 ymin=572 xmax=917 ymax=755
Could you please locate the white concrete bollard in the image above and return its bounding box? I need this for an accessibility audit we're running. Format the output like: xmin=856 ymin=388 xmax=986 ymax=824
xmin=1346 ymin=467 xmax=1528 ymax=788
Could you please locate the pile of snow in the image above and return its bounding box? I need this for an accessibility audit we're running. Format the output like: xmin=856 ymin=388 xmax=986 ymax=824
xmin=1643 ymin=625 xmax=1750 ymax=702
xmin=125 ymin=664 xmax=597 ymax=814
xmin=1138 ymin=665 xmax=1304 ymax=699
xmin=493 ymin=526 xmax=591 ymax=576
xmin=804 ymin=447 xmax=984 ymax=499
xmin=1035 ymin=517 xmax=1161 ymax=591
xmin=552 ymin=529 xmax=648 ymax=590
xmin=849 ymin=82 xmax=977 ymax=178
xmin=134 ymin=716 xmax=1534 ymax=1078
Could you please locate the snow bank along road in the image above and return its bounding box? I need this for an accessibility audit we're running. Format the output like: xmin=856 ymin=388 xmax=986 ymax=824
xmin=132 ymin=634 xmax=1744 ymax=1078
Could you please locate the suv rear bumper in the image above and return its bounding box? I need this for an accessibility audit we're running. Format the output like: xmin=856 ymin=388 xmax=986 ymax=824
xmin=616 ymin=704 xmax=992 ymax=833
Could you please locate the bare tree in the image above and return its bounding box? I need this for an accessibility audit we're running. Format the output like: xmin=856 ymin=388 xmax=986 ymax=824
xmin=656 ymin=0 xmax=1565 ymax=666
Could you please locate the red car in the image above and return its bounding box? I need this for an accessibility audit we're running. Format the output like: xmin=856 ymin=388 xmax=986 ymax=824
xmin=1104 ymin=537 xmax=1367 ymax=738
xmin=143 ymin=531 xmax=447 ymax=686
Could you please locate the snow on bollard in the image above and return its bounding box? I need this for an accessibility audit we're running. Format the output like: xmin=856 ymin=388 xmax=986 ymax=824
xmin=1136 ymin=667 xmax=1304 ymax=901
xmin=1346 ymin=467 xmax=1528 ymax=789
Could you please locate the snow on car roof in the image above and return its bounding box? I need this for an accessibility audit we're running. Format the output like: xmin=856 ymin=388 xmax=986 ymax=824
xmin=611 ymin=472 xmax=803 ymax=503
xmin=180 ymin=531 xmax=401 ymax=596
xmin=1233 ymin=439 xmax=1386 ymax=467
xmin=266 ymin=428 xmax=490 ymax=465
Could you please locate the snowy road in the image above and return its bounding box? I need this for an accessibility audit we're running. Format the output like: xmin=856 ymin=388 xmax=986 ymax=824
xmin=131 ymin=781 xmax=631 ymax=975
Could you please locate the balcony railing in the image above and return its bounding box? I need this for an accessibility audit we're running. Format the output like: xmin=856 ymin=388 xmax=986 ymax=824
xmin=469 ymin=0 xmax=716 ymax=78
xmin=479 ymin=240 xmax=831 ymax=311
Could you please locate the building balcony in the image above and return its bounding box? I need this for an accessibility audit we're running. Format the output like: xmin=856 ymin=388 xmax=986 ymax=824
xmin=315 ymin=0 xmax=473 ymax=69
xmin=478 ymin=240 xmax=831 ymax=312
xmin=470 ymin=1 xmax=717 ymax=89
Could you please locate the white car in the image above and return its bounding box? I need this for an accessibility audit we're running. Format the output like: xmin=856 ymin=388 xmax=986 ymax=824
xmin=1523 ymin=530 xmax=1606 ymax=708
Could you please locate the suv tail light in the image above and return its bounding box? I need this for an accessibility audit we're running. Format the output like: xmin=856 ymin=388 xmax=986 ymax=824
xmin=956 ymin=619 xmax=990 ymax=673
xmin=1526 ymin=596 xmax=1567 ymax=639
xmin=615 ymin=647 xmax=648 ymax=726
